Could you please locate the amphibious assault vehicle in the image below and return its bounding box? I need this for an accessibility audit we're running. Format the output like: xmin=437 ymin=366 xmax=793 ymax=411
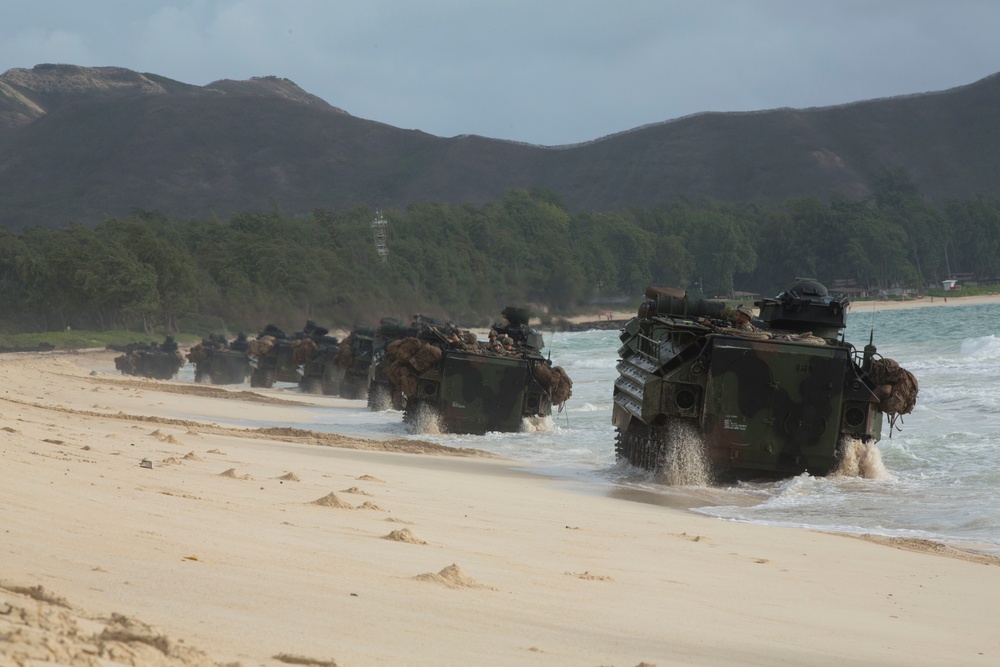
xmin=613 ymin=280 xmax=917 ymax=480
xmin=329 ymin=324 xmax=376 ymax=399
xmin=187 ymin=333 xmax=251 ymax=384
xmin=296 ymin=321 xmax=341 ymax=395
xmin=367 ymin=316 xmax=417 ymax=411
xmin=112 ymin=337 xmax=186 ymax=380
xmin=380 ymin=308 xmax=573 ymax=434
xmin=247 ymin=325 xmax=304 ymax=388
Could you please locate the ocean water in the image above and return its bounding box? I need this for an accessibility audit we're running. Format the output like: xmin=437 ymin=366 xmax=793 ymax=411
xmin=180 ymin=303 xmax=1000 ymax=555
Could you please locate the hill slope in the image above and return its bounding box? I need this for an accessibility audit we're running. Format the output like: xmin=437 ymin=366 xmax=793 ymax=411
xmin=2 ymin=63 xmax=999 ymax=228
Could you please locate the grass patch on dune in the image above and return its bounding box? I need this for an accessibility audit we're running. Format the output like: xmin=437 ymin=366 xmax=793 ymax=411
xmin=0 ymin=329 xmax=200 ymax=351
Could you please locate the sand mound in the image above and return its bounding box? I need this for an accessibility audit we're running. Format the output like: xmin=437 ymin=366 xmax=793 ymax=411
xmin=356 ymin=501 xmax=384 ymax=511
xmin=277 ymin=472 xmax=301 ymax=482
xmin=413 ymin=564 xmax=494 ymax=590
xmin=182 ymin=451 xmax=203 ymax=461
xmin=161 ymin=457 xmax=182 ymax=465
xmin=357 ymin=475 xmax=384 ymax=482
xmin=4 ymin=583 xmax=69 ymax=607
xmin=149 ymin=429 xmax=181 ymax=444
xmin=206 ymin=449 xmax=225 ymax=455
xmin=383 ymin=529 xmax=427 ymax=545
xmin=219 ymin=468 xmax=252 ymax=480
xmin=0 ymin=582 xmax=219 ymax=666
xmin=310 ymin=493 xmax=353 ymax=509
xmin=340 ymin=486 xmax=371 ymax=496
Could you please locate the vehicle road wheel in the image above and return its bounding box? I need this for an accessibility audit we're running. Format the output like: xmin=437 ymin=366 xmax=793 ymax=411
xmin=300 ymin=377 xmax=322 ymax=394
xmin=250 ymin=368 xmax=274 ymax=388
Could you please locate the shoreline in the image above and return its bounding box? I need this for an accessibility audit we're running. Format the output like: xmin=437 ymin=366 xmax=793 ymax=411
xmin=3 ymin=350 xmax=1000 ymax=665
xmin=559 ymin=292 xmax=1000 ymax=328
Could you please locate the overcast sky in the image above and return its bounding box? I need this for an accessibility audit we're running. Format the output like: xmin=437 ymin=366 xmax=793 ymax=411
xmin=4 ymin=1 xmax=1000 ymax=146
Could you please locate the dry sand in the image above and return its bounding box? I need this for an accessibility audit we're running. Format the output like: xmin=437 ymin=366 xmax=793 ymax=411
xmin=3 ymin=335 xmax=1000 ymax=666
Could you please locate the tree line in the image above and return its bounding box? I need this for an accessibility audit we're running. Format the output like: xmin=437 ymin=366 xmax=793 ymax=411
xmin=1 ymin=167 xmax=998 ymax=334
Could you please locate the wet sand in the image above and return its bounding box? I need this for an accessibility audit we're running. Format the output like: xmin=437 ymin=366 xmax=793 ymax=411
xmin=3 ymin=349 xmax=1000 ymax=666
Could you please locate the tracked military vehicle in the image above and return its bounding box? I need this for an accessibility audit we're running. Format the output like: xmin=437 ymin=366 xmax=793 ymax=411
xmin=112 ymin=337 xmax=186 ymax=380
xmin=367 ymin=317 xmax=416 ymax=411
xmin=187 ymin=333 xmax=251 ymax=384
xmin=247 ymin=324 xmax=304 ymax=388
xmin=381 ymin=308 xmax=573 ymax=434
xmin=329 ymin=324 xmax=376 ymax=399
xmin=613 ymin=280 xmax=917 ymax=480
xmin=293 ymin=321 xmax=341 ymax=395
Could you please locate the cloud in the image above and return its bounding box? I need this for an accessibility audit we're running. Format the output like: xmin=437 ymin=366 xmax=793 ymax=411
xmin=4 ymin=0 xmax=1000 ymax=145
xmin=0 ymin=27 xmax=100 ymax=68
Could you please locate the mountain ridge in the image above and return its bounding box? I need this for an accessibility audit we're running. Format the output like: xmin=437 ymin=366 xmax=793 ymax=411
xmin=2 ymin=63 xmax=999 ymax=229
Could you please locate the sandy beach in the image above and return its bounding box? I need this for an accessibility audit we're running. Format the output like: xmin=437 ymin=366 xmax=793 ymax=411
xmin=3 ymin=299 xmax=1000 ymax=666
xmin=571 ymin=291 xmax=1000 ymax=325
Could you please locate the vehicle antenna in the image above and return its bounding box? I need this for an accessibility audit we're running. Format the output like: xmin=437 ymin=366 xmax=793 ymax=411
xmin=862 ymin=300 xmax=878 ymax=374
xmin=870 ymin=298 xmax=877 ymax=338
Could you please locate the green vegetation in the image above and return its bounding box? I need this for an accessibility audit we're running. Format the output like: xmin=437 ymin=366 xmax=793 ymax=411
xmin=0 ymin=170 xmax=997 ymax=337
xmin=0 ymin=329 xmax=199 ymax=351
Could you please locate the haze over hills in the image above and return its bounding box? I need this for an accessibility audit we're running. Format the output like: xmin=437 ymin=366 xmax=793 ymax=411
xmin=1 ymin=63 xmax=999 ymax=229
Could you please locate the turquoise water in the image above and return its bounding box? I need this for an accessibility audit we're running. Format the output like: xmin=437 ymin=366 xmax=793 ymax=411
xmin=179 ymin=303 xmax=1000 ymax=555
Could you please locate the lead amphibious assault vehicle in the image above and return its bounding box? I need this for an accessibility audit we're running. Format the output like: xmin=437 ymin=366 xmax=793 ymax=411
xmin=613 ymin=280 xmax=918 ymax=480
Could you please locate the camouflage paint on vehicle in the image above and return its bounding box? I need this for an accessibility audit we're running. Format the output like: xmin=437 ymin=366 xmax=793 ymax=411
xmin=367 ymin=317 xmax=417 ymax=410
xmin=331 ymin=325 xmax=375 ymax=399
xmin=382 ymin=309 xmax=573 ymax=434
xmin=187 ymin=333 xmax=251 ymax=385
xmin=613 ymin=280 xmax=917 ymax=480
xmin=247 ymin=324 xmax=303 ymax=388
xmin=113 ymin=337 xmax=185 ymax=380
xmin=295 ymin=321 xmax=341 ymax=395
xmin=299 ymin=341 xmax=341 ymax=394
xmin=406 ymin=347 xmax=552 ymax=434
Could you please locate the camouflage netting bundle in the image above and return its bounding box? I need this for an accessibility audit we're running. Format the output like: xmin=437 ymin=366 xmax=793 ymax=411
xmin=409 ymin=342 xmax=443 ymax=372
xmin=333 ymin=338 xmax=355 ymax=368
xmin=532 ymin=363 xmax=574 ymax=406
xmin=718 ymin=326 xmax=773 ymax=340
xmin=385 ymin=360 xmax=418 ymax=397
xmin=382 ymin=337 xmax=444 ymax=396
xmin=186 ymin=343 xmax=208 ymax=363
xmin=248 ymin=335 xmax=276 ymax=357
xmin=292 ymin=338 xmax=317 ymax=364
xmin=772 ymin=331 xmax=826 ymax=346
xmin=871 ymin=357 xmax=919 ymax=429
xmin=387 ymin=336 xmax=443 ymax=372
xmin=388 ymin=337 xmax=422 ymax=362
